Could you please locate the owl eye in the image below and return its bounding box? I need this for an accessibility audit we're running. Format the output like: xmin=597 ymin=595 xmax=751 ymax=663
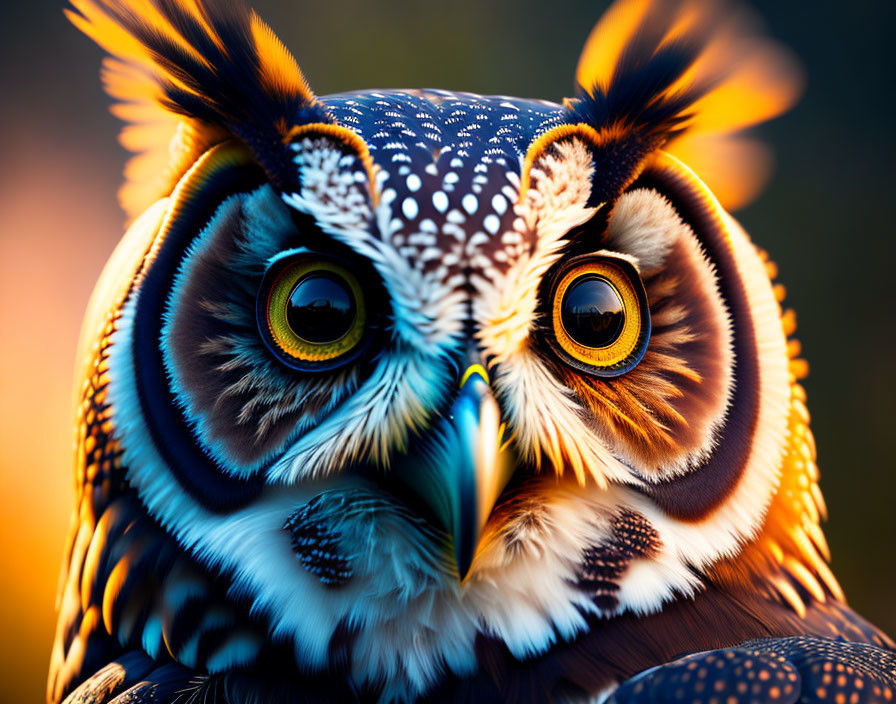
xmin=547 ymin=255 xmax=650 ymax=377
xmin=257 ymin=254 xmax=368 ymax=370
xmin=560 ymin=276 xmax=625 ymax=348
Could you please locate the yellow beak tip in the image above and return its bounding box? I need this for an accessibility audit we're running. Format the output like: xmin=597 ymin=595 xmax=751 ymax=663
xmin=459 ymin=363 xmax=490 ymax=389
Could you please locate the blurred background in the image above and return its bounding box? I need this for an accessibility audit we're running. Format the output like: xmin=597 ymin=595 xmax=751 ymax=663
xmin=1 ymin=0 xmax=894 ymax=701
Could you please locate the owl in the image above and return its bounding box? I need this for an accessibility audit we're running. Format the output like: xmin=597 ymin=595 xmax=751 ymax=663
xmin=49 ymin=0 xmax=896 ymax=702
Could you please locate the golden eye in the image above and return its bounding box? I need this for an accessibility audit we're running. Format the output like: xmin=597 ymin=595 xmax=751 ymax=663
xmin=257 ymin=256 xmax=367 ymax=370
xmin=549 ymin=255 xmax=650 ymax=376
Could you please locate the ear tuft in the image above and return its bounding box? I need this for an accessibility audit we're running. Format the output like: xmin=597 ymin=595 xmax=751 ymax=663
xmin=571 ymin=0 xmax=803 ymax=209
xmin=67 ymin=0 xmax=330 ymax=217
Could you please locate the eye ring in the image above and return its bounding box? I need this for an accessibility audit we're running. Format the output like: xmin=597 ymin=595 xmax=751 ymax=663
xmin=256 ymin=252 xmax=369 ymax=371
xmin=546 ymin=254 xmax=650 ymax=377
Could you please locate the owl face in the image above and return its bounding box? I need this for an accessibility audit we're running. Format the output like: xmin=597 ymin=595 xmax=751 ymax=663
xmin=60 ymin=0 xmax=819 ymax=700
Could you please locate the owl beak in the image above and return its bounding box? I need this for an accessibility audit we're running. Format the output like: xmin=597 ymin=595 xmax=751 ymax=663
xmin=392 ymin=363 xmax=515 ymax=582
xmin=447 ymin=364 xmax=515 ymax=582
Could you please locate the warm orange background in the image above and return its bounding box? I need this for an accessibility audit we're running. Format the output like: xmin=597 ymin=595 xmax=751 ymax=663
xmin=2 ymin=1 xmax=894 ymax=702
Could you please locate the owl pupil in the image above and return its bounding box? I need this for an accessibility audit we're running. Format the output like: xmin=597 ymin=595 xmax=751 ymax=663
xmin=560 ymin=275 xmax=625 ymax=348
xmin=286 ymin=274 xmax=356 ymax=343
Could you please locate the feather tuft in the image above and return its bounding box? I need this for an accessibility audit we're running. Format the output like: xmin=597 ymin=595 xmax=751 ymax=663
xmin=571 ymin=0 xmax=803 ymax=209
xmin=67 ymin=0 xmax=329 ymax=217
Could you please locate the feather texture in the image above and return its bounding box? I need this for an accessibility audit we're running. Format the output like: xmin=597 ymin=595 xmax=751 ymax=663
xmin=607 ymin=636 xmax=896 ymax=703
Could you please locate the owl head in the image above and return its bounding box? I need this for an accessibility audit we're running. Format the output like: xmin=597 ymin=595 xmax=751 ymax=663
xmin=52 ymin=0 xmax=840 ymax=701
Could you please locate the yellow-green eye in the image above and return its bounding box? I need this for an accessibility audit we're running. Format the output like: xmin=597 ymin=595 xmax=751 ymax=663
xmin=548 ymin=255 xmax=650 ymax=377
xmin=258 ymin=256 xmax=367 ymax=370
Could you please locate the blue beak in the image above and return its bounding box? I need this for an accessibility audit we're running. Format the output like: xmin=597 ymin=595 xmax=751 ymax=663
xmin=395 ymin=364 xmax=516 ymax=582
